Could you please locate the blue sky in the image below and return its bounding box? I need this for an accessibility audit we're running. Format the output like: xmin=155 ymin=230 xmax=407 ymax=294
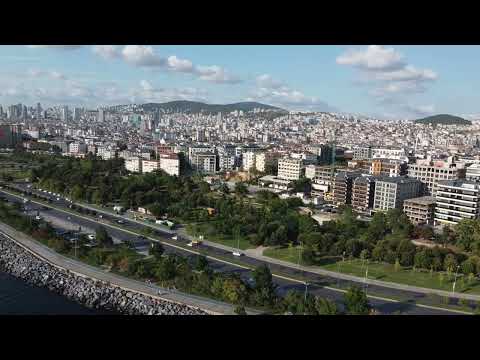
xmin=0 ymin=45 xmax=479 ymax=119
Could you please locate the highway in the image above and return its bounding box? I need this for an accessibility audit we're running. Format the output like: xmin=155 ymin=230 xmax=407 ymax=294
xmin=0 ymin=183 xmax=472 ymax=315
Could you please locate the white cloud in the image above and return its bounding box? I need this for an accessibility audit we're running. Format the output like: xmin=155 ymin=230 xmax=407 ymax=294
xmin=26 ymin=45 xmax=83 ymax=50
xmin=337 ymin=45 xmax=437 ymax=116
xmin=249 ymin=74 xmax=335 ymax=111
xmin=27 ymin=69 xmax=67 ymax=81
xmin=92 ymin=45 xmax=241 ymax=84
xmin=195 ymin=65 xmax=241 ymax=84
xmin=167 ymin=55 xmax=194 ymax=73
xmin=121 ymin=45 xmax=166 ymax=67
xmin=336 ymin=45 xmax=405 ymax=71
xmin=92 ymin=45 xmax=121 ymax=59
xmin=132 ymin=80 xmax=209 ymax=103
xmin=140 ymin=80 xmax=154 ymax=91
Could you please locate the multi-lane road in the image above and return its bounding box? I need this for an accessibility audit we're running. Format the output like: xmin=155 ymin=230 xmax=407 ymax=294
xmin=0 ymin=183 xmax=473 ymax=315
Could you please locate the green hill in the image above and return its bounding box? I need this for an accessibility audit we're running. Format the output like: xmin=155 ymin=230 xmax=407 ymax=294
xmin=139 ymin=101 xmax=286 ymax=114
xmin=414 ymin=114 xmax=471 ymax=126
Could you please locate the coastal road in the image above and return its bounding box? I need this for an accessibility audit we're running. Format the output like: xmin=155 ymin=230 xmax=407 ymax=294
xmin=0 ymin=186 xmax=471 ymax=315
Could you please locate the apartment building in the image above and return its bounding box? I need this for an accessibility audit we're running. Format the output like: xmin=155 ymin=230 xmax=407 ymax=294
xmin=373 ymin=177 xmax=423 ymax=212
xmin=159 ymin=153 xmax=180 ymax=176
xmin=242 ymin=151 xmax=257 ymax=172
xmin=332 ymin=171 xmax=361 ymax=206
xmin=125 ymin=157 xmax=142 ymax=173
xmin=407 ymin=156 xmax=466 ymax=195
xmin=352 ymin=175 xmax=376 ymax=215
xmin=69 ymin=142 xmax=87 ymax=154
xmin=191 ymin=152 xmax=217 ymax=174
xmin=277 ymin=157 xmax=304 ymax=181
xmin=434 ymin=180 xmax=480 ymax=226
xmin=188 ymin=145 xmax=215 ymax=165
xmin=403 ymin=196 xmax=435 ymax=226
xmin=142 ymin=160 xmax=160 ymax=173
xmin=255 ymin=152 xmax=281 ymax=173
xmin=372 ymin=147 xmax=407 ymax=161
xmin=353 ymin=146 xmax=372 ymax=160
xmin=306 ymin=144 xmax=333 ymax=164
xmin=466 ymin=163 xmax=480 ymax=181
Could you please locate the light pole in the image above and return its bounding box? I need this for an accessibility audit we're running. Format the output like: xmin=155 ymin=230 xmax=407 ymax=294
xmin=364 ymin=260 xmax=369 ymax=295
xmin=452 ymin=265 xmax=460 ymax=297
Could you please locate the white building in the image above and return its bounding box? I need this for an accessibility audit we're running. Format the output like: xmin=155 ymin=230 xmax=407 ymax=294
xmin=407 ymin=156 xmax=466 ymax=195
xmin=373 ymin=177 xmax=423 ymax=212
xmin=372 ymin=147 xmax=407 ymax=161
xmin=69 ymin=142 xmax=87 ymax=154
xmin=466 ymin=163 xmax=480 ymax=181
xmin=277 ymin=157 xmax=304 ymax=181
xmin=142 ymin=160 xmax=160 ymax=173
xmin=125 ymin=157 xmax=142 ymax=173
xmin=242 ymin=151 xmax=256 ymax=172
xmin=435 ymin=180 xmax=480 ymax=226
xmin=159 ymin=153 xmax=180 ymax=176
xmin=191 ymin=153 xmax=217 ymax=174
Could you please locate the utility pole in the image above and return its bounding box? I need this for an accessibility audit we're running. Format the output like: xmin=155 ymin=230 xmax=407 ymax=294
xmin=452 ymin=265 xmax=460 ymax=296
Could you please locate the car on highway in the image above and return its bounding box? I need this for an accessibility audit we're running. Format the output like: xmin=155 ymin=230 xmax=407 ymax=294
xmin=187 ymin=240 xmax=201 ymax=247
xmin=35 ymin=215 xmax=42 ymax=220
xmin=171 ymin=235 xmax=178 ymax=240
xmin=116 ymin=219 xmax=125 ymax=224
xmin=232 ymin=251 xmax=243 ymax=257
xmin=87 ymin=234 xmax=96 ymax=240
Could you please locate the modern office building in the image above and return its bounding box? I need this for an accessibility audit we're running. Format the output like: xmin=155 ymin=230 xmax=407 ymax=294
xmin=403 ymin=196 xmax=435 ymax=226
xmin=407 ymin=156 xmax=466 ymax=195
xmin=373 ymin=177 xmax=423 ymax=212
xmin=434 ymin=180 xmax=480 ymax=226
xmin=98 ymin=109 xmax=105 ymax=122
xmin=61 ymin=106 xmax=69 ymax=122
xmin=277 ymin=157 xmax=304 ymax=181
xmin=352 ymin=175 xmax=376 ymax=215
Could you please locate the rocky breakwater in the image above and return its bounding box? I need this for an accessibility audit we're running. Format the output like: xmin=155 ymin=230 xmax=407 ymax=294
xmin=0 ymin=236 xmax=207 ymax=315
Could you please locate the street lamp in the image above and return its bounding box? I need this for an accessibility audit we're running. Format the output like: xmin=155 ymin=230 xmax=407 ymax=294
xmin=364 ymin=260 xmax=369 ymax=295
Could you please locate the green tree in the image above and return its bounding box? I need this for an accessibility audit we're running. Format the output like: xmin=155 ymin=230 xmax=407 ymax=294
xmin=96 ymin=226 xmax=113 ymax=247
xmin=344 ymin=286 xmax=370 ymax=315
xmin=252 ymin=264 xmax=277 ymax=307
xmin=149 ymin=241 xmax=164 ymax=260
xmin=194 ymin=255 xmax=209 ymax=272
xmin=444 ymin=253 xmax=458 ymax=273
xmin=234 ymin=182 xmax=248 ymax=196
xmin=315 ymin=297 xmax=339 ymax=315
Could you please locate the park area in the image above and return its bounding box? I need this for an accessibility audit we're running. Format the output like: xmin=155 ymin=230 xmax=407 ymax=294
xmin=263 ymin=245 xmax=480 ymax=295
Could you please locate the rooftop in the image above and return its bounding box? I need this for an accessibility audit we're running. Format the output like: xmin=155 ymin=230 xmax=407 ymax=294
xmin=404 ymin=196 xmax=435 ymax=206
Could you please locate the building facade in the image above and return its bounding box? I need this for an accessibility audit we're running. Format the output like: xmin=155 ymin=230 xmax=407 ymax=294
xmin=352 ymin=175 xmax=376 ymax=215
xmin=277 ymin=157 xmax=304 ymax=181
xmin=434 ymin=180 xmax=480 ymax=226
xmin=403 ymin=196 xmax=435 ymax=226
xmin=373 ymin=177 xmax=423 ymax=212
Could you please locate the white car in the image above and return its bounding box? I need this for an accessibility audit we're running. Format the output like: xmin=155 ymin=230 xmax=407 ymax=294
xmin=171 ymin=235 xmax=178 ymax=240
xmin=35 ymin=215 xmax=42 ymax=220
xmin=232 ymin=251 xmax=243 ymax=257
xmin=87 ymin=234 xmax=96 ymax=240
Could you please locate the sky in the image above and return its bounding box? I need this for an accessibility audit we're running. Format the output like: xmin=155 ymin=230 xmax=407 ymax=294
xmin=0 ymin=45 xmax=479 ymax=120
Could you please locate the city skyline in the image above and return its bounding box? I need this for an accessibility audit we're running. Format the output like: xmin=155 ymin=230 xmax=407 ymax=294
xmin=1 ymin=45 xmax=480 ymax=120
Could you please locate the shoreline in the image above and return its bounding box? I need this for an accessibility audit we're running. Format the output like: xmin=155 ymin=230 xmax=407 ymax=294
xmin=0 ymin=234 xmax=207 ymax=315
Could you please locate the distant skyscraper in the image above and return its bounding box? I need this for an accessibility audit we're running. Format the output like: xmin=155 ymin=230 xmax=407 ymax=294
xmin=36 ymin=103 xmax=42 ymax=120
xmin=62 ymin=106 xmax=69 ymax=122
xmin=98 ymin=108 xmax=104 ymax=122
xmin=0 ymin=105 xmax=3 ymax=118
xmin=217 ymin=112 xmax=222 ymax=123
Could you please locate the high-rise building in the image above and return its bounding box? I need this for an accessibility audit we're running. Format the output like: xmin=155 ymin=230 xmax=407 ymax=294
xmin=195 ymin=129 xmax=206 ymax=142
xmin=373 ymin=177 xmax=423 ymax=212
xmin=36 ymin=103 xmax=42 ymax=120
xmin=98 ymin=109 xmax=104 ymax=122
xmin=0 ymin=124 xmax=22 ymax=148
xmin=352 ymin=175 xmax=376 ymax=215
xmin=242 ymin=151 xmax=257 ymax=172
xmin=332 ymin=171 xmax=361 ymax=206
xmin=61 ymin=106 xmax=69 ymax=122
xmin=434 ymin=180 xmax=480 ymax=226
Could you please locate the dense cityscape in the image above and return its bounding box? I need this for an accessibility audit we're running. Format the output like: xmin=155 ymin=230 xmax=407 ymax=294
xmin=2 ymin=44 xmax=480 ymax=316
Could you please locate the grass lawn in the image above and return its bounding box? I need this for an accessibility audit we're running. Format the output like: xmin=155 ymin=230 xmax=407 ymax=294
xmin=264 ymin=246 xmax=480 ymax=295
xmin=185 ymin=221 xmax=255 ymax=250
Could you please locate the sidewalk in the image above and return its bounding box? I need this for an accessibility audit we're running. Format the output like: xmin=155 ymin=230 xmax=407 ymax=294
xmin=0 ymin=221 xmax=261 ymax=315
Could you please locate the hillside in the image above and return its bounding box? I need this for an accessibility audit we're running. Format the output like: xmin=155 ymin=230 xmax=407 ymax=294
xmin=414 ymin=114 xmax=472 ymax=126
xmin=138 ymin=101 xmax=286 ymax=114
